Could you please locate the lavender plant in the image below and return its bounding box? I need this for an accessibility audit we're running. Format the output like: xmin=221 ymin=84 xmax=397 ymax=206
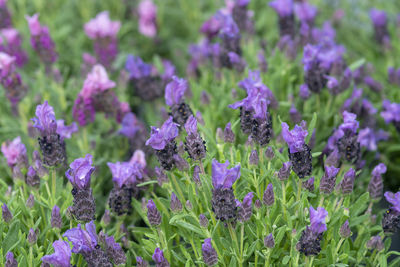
xmin=1 ymin=0 xmax=400 ymax=266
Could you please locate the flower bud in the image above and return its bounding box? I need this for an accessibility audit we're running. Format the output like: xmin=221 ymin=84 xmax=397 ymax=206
xmin=199 ymin=214 xmax=209 ymax=228
xmin=264 ymin=234 xmax=275 ymax=248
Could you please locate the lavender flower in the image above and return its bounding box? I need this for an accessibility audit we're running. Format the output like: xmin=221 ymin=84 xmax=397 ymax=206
xmin=26 ymin=14 xmax=57 ymax=65
xmin=211 ymin=159 xmax=240 ymax=222
xmin=138 ymin=0 xmax=157 ymax=38
xmin=303 ymin=177 xmax=315 ymax=192
xmin=99 ymin=232 xmax=127 ymax=265
xmin=223 ymin=122 xmax=235 ymax=143
xmin=136 ymin=256 xmax=149 ymax=267
xmin=26 ymin=166 xmax=40 ymax=187
xmin=336 ymin=111 xmax=361 ymax=164
xmin=238 ymin=192 xmax=254 ymax=222
xmin=0 ymin=28 xmax=28 ymax=67
xmin=340 ymin=220 xmax=351 ymax=238
xmin=319 ymin=165 xmax=340 ymax=195
xmin=5 ymin=251 xmax=18 ymax=267
xmin=147 ymin=199 xmax=161 ymax=226
xmin=26 ymin=194 xmax=35 ymax=208
xmin=1 ymin=136 xmax=28 ymax=173
xmin=263 ymin=184 xmax=274 ymax=206
xmin=282 ymin=122 xmax=312 ymax=178
xmin=2 ymin=203 xmax=12 ymax=222
xmin=28 ymin=228 xmax=38 ymax=244
xmin=369 ymin=9 xmax=390 ymax=45
xmin=368 ymin=163 xmax=386 ymax=200
xmin=66 ymin=155 xmax=96 ymax=222
xmin=184 ymin=115 xmax=207 ymax=160
xmin=340 ymin=168 xmax=355 ymax=195
xmin=382 ymin=191 xmax=400 ymax=234
xmin=278 ymin=161 xmax=291 ymax=180
xmin=381 ymin=100 xmax=400 ymax=132
xmin=152 ymin=248 xmax=170 ymax=267
xmin=0 ymin=52 xmax=27 ymax=113
xmin=165 ymin=76 xmax=193 ymax=126
xmin=63 ymin=221 xmax=112 ymax=266
xmin=297 ymin=206 xmax=328 ymax=256
xmin=269 ymin=0 xmax=295 ymax=37
xmin=199 ymin=214 xmax=209 ymax=228
xmin=264 ymin=234 xmax=275 ymax=248
xmin=366 ymin=235 xmax=384 ymax=251
xmin=170 ymin=192 xmax=183 ymax=213
xmin=32 ymin=101 xmax=70 ymax=166
xmin=84 ymin=11 xmax=120 ymax=68
xmin=249 ymin=150 xmax=259 ymax=165
xmin=202 ymin=238 xmax=218 ymax=266
xmin=51 ymin=205 xmax=62 ymax=229
xmin=0 ymin=0 xmax=12 ymax=29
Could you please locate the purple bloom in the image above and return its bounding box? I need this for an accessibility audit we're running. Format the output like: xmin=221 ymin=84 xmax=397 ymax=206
xmin=65 ymin=154 xmax=95 ymax=189
xmin=63 ymin=221 xmax=97 ymax=254
xmin=138 ymin=0 xmax=157 ymax=38
xmin=309 ymin=206 xmax=328 ymax=234
xmin=340 ymin=220 xmax=351 ymax=238
xmin=170 ymin=192 xmax=182 ymax=212
xmin=372 ymin=163 xmax=387 ymax=177
xmin=269 ymin=0 xmax=293 ymax=17
xmin=264 ymin=234 xmax=275 ymax=248
xmin=152 ymin=248 xmax=169 ymax=266
xmin=381 ymin=100 xmax=400 ymax=124
xmin=84 ymin=11 xmax=120 ymax=39
xmin=165 ymin=76 xmax=188 ymax=106
xmin=184 ymin=115 xmax=197 ymax=135
xmin=147 ymin=199 xmax=161 ymax=226
xmin=146 ymin=116 xmax=179 ymax=150
xmin=368 ymin=163 xmax=386 ymax=200
xmin=238 ymin=192 xmax=254 ymax=222
xmin=278 ymin=161 xmax=291 ymax=180
xmin=56 ymin=120 xmax=78 ymax=140
xmin=337 ymin=111 xmax=359 ymax=137
xmin=5 ymin=252 xmax=18 ymax=267
xmin=384 ymin=191 xmax=400 ymax=213
xmin=224 ymin=122 xmax=235 ymax=143
xmin=1 ymin=136 xmax=27 ymax=168
xmin=369 ymin=9 xmax=387 ymax=27
xmin=202 ymin=238 xmax=218 ymax=266
xmin=2 ymin=203 xmax=12 ymax=222
xmin=119 ymin=112 xmax=142 ymax=138
xmin=107 ymin=161 xmax=142 ymax=188
xmin=200 ymin=15 xmax=222 ymax=40
xmin=295 ymin=2 xmax=317 ymax=24
xmin=136 ymin=256 xmax=148 ymax=267
xmin=32 ymin=101 xmax=57 ymax=136
xmin=263 ymin=183 xmax=274 ymax=206
xmin=281 ymin=122 xmax=308 ymax=153
xmin=211 ymin=159 xmax=240 ymax=189
xmin=0 ymin=28 xmax=28 ymax=67
xmin=340 ymin=168 xmax=356 ymax=195
xmin=51 ymin=205 xmax=62 ymax=229
xmin=125 ymin=55 xmax=152 ymax=79
xmin=357 ymin=128 xmax=388 ymax=151
xmin=299 ymin=84 xmax=310 ymax=99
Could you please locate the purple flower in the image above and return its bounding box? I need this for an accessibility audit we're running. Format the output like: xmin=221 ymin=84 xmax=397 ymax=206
xmin=119 ymin=112 xmax=142 ymax=138
xmin=32 ymin=101 xmax=57 ymax=136
xmin=340 ymin=220 xmax=351 ymax=238
xmin=384 ymin=191 xmax=400 ymax=213
xmin=51 ymin=205 xmax=62 ymax=229
xmin=278 ymin=161 xmax=291 ymax=180
xmin=372 ymin=163 xmax=387 ymax=177
xmin=368 ymin=163 xmax=386 ymax=200
xmin=152 ymin=248 xmax=169 ymax=266
xmin=269 ymin=0 xmax=293 ymax=17
xmin=337 ymin=111 xmax=359 ymax=137
xmin=309 ymin=206 xmax=328 ymax=234
xmin=200 ymin=15 xmax=222 ymax=39
xmin=84 ymin=11 xmax=120 ymax=39
xmin=56 ymin=120 xmax=78 ymax=140
xmin=170 ymin=192 xmax=182 ymax=212
xmin=63 ymin=221 xmax=97 ymax=254
xmin=129 ymin=150 xmax=147 ymax=168
xmin=299 ymin=84 xmax=310 ymax=99
xmin=146 ymin=117 xmax=179 ymax=150
xmin=107 ymin=161 xmax=142 ymax=188
xmin=138 ymin=0 xmax=157 ymax=38
xmin=2 ymin=203 xmax=12 ymax=222
xmin=381 ymin=100 xmax=400 ymax=124
xmin=5 ymin=252 xmax=18 ymax=267
xmin=263 ymin=183 xmax=274 ymax=206
xmin=185 ymin=115 xmax=197 ymax=135
xmin=357 ymin=128 xmax=388 ymax=151
xmin=281 ymin=122 xmax=308 ymax=153
xmin=136 ymin=256 xmax=148 ymax=267
xmin=202 ymin=238 xmax=218 ymax=266
xmin=0 ymin=28 xmax=28 ymax=67
xmin=224 ymin=122 xmax=235 ymax=143
xmin=340 ymin=168 xmax=356 ymax=195
xmin=65 ymin=154 xmax=95 ymax=190
xmin=217 ymin=12 xmax=239 ymax=39
xmin=1 ymin=136 xmax=27 ymax=168
xmin=80 ymin=64 xmax=116 ymax=100
xmin=165 ymin=76 xmax=188 ymax=106
xmin=239 ymin=192 xmax=254 ymax=222
xmin=125 ymin=55 xmax=152 ymax=79
xmin=295 ymin=2 xmax=317 ymax=24
xmin=147 ymin=199 xmax=161 ymax=226
xmin=211 ymin=159 xmax=240 ymax=189
xmin=369 ymin=9 xmax=387 ymax=27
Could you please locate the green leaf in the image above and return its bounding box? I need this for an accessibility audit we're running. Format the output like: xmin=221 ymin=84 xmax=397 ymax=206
xmin=306 ymin=112 xmax=317 ymax=144
xmin=172 ymin=220 xmax=205 ymax=237
xmin=282 ymin=255 xmax=290 ymax=265
xmin=348 ymin=58 xmax=366 ymax=71
xmin=350 ymin=192 xmax=369 ymax=217
xmin=379 ymin=253 xmax=388 ymax=267
xmin=2 ymin=219 xmax=20 ymax=253
xmin=136 ymin=180 xmax=158 ymax=187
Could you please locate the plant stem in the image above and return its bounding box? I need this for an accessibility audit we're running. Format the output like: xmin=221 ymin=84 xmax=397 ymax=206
xmin=318 ymin=195 xmax=325 ymax=207
xmin=52 ymin=168 xmax=56 ymax=206
xmin=228 ymin=223 xmax=241 ymax=266
xmin=240 ymin=224 xmax=245 ymax=265
xmin=170 ymin=173 xmax=186 ymax=204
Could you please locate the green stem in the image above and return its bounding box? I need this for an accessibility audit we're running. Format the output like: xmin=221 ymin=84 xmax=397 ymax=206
xmin=170 ymin=173 xmax=186 ymax=204
xmin=318 ymin=195 xmax=325 ymax=207
xmin=306 ymin=257 xmax=314 ymax=267
xmin=52 ymin=168 xmax=56 ymax=206
xmin=335 ymin=238 xmax=345 ymax=262
xmin=281 ymin=181 xmax=287 ymax=219
xmin=240 ymin=224 xmax=245 ymax=265
xmin=228 ymin=223 xmax=241 ymax=266
xmin=265 ymin=249 xmax=270 ymax=266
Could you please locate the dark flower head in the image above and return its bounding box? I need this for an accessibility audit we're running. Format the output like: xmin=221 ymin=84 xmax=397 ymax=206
xmin=63 ymin=221 xmax=97 ymax=254
xmin=152 ymin=248 xmax=169 ymax=266
xmin=184 ymin=115 xmax=197 ymax=135
xmin=147 ymin=199 xmax=161 ymax=226
xmin=278 ymin=161 xmax=291 ymax=180
xmin=65 ymin=154 xmax=95 ymax=190
xmin=309 ymin=206 xmax=328 ymax=234
xmin=202 ymin=238 xmax=218 ymax=266
xmin=6 ymin=251 xmax=18 ymax=267
xmin=303 ymin=177 xmax=315 ymax=192
xmin=269 ymin=0 xmax=293 ymax=17
xmin=340 ymin=168 xmax=356 ymax=195
xmin=238 ymin=192 xmax=254 ymax=222
xmin=223 ymin=122 xmax=235 ymax=143
xmin=384 ymin=191 xmax=400 ymax=214
xmin=263 ymin=183 xmax=274 ymax=206
xmin=249 ymin=150 xmax=259 ymax=165
xmin=281 ymin=122 xmax=308 ymax=153
xmin=199 ymin=214 xmax=209 ymax=228
xmin=136 ymin=256 xmax=148 ymax=267
xmin=41 ymin=240 xmax=72 ymax=267
xmin=125 ymin=55 xmax=152 ymax=79
xmin=51 ymin=205 xmax=62 ymax=229
xmin=340 ymin=220 xmax=351 ymax=238
xmin=165 ymin=76 xmax=188 ymax=106
xmin=32 ymin=101 xmax=57 ymax=136
xmin=264 ymin=234 xmax=275 ymax=248
xmin=26 ymin=194 xmax=35 ymax=208
xmin=146 ymin=117 xmax=179 ymax=150
xmin=28 ymin=228 xmax=38 ymax=244
xmin=211 ymin=159 xmax=240 ymax=189
xmin=170 ymin=192 xmax=182 ymax=213
xmin=2 ymin=203 xmax=12 ymax=222
xmin=107 ymin=161 xmax=142 ymax=188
